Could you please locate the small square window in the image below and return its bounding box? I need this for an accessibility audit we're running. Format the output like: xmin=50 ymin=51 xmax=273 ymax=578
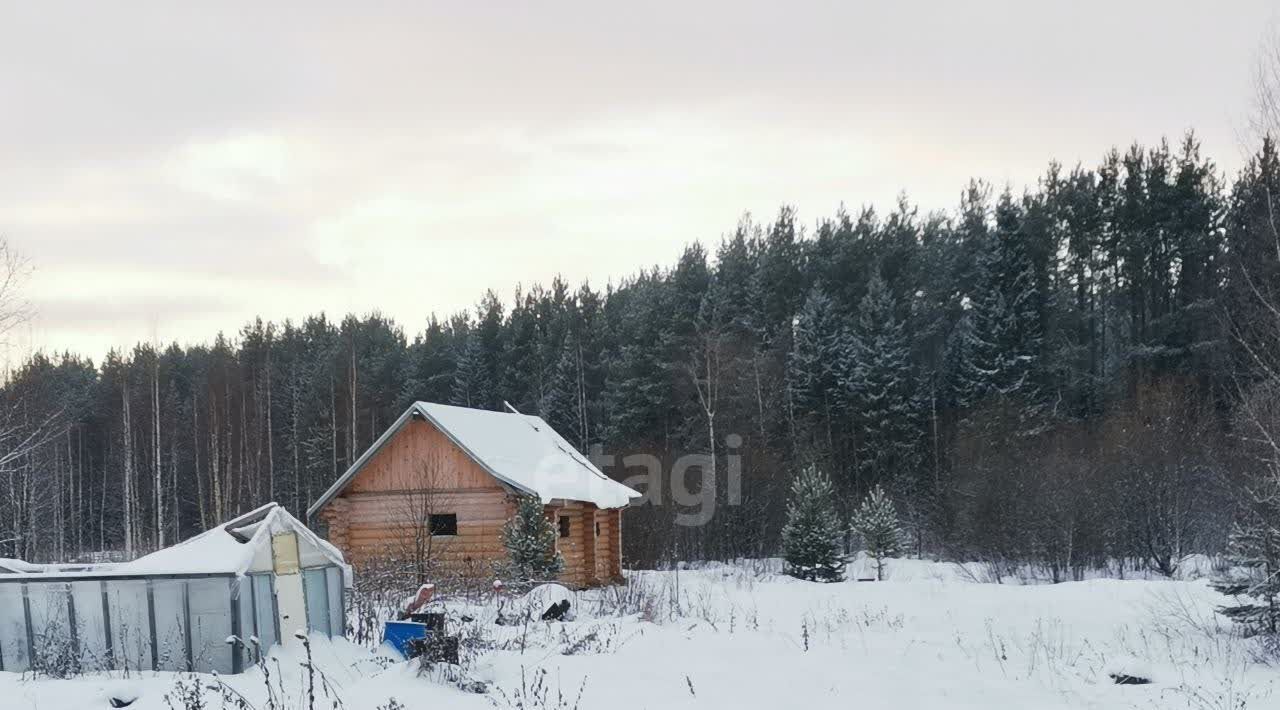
xmin=558 ymin=515 xmax=571 ymax=538
xmin=429 ymin=513 xmax=457 ymax=536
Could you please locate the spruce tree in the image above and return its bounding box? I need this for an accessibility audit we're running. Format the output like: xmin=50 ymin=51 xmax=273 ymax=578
xmin=851 ymin=485 xmax=901 ymax=581
xmin=539 ymin=337 xmax=583 ymax=446
xmin=450 ymin=332 xmax=490 ymax=409
xmin=947 ymin=191 xmax=1045 ymax=414
xmin=788 ymin=285 xmax=852 ymax=450
xmin=781 ymin=466 xmax=846 ymax=583
xmin=848 ymin=272 xmax=923 ymax=487
xmin=500 ymin=495 xmax=565 ymax=586
xmin=1212 ymin=484 xmax=1280 ymax=638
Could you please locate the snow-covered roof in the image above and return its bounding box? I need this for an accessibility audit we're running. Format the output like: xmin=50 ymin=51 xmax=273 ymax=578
xmin=124 ymin=503 xmax=347 ymax=577
xmin=308 ymin=402 xmax=640 ymax=518
xmin=0 ymin=504 xmax=348 ymax=581
xmin=0 ymin=558 xmax=43 ymax=574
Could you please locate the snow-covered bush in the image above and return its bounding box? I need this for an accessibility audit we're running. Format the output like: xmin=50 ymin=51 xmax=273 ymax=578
xmin=507 ymin=583 xmax=576 ymax=623
xmin=851 ymin=485 xmax=902 ymax=581
xmin=1212 ymin=487 xmax=1280 ymax=646
xmin=781 ymin=466 xmax=846 ymax=583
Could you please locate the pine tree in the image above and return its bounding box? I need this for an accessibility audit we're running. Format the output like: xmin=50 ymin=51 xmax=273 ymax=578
xmin=500 ymin=495 xmax=564 ymax=586
xmin=1212 ymin=483 xmax=1280 ymax=639
xmin=781 ymin=466 xmax=846 ymax=583
xmin=851 ymin=485 xmax=901 ymax=581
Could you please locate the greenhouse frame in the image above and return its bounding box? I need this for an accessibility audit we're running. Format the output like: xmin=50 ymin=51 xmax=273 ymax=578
xmin=0 ymin=503 xmax=349 ymax=675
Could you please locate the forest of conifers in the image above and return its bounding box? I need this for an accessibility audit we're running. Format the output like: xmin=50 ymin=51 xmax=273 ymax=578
xmin=5 ymin=133 xmax=1280 ymax=577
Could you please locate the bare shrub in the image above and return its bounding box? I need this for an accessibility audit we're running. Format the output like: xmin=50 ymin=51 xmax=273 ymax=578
xmin=492 ymin=666 xmax=586 ymax=710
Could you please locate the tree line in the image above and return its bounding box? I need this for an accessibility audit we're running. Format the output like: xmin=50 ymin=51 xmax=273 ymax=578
xmin=4 ymin=133 xmax=1280 ymax=576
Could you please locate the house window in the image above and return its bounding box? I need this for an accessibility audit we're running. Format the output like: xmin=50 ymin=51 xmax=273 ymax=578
xmin=558 ymin=515 xmax=571 ymax=538
xmin=594 ymin=521 xmax=600 ymax=538
xmin=429 ymin=513 xmax=458 ymax=536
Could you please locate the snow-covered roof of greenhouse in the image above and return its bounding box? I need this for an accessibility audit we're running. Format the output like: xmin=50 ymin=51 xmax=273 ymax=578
xmin=0 ymin=504 xmax=347 ymax=581
xmin=308 ymin=401 xmax=641 ymax=518
xmin=122 ymin=503 xmax=346 ymax=576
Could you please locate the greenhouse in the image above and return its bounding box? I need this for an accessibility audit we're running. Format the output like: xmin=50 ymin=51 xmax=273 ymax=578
xmin=0 ymin=503 xmax=349 ymax=675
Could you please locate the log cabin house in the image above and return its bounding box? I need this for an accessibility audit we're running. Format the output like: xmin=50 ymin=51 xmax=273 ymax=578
xmin=307 ymin=402 xmax=639 ymax=588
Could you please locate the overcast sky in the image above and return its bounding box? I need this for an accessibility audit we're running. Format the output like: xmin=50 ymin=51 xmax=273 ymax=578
xmin=1 ymin=1 xmax=1275 ymax=359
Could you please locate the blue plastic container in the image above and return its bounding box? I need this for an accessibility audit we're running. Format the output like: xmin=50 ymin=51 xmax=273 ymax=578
xmin=383 ymin=620 xmax=431 ymax=658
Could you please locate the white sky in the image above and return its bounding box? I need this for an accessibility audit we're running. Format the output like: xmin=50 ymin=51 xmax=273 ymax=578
xmin=0 ymin=1 xmax=1275 ymax=359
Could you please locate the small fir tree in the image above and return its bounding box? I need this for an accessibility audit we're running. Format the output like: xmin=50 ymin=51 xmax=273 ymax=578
xmin=781 ymin=466 xmax=846 ymax=583
xmin=500 ymin=495 xmax=564 ymax=586
xmin=1212 ymin=484 xmax=1280 ymax=639
xmin=851 ymin=486 xmax=901 ymax=581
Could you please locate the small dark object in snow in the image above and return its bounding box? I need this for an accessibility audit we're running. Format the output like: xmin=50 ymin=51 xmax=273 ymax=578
xmin=458 ymin=679 xmax=489 ymax=694
xmin=407 ymin=634 xmax=460 ymax=665
xmin=407 ymin=612 xmax=446 ymax=631
xmin=1109 ymin=673 xmax=1151 ymax=685
xmin=109 ymin=697 xmax=136 ymax=708
xmin=541 ymin=599 xmax=571 ymax=621
xmin=855 ymin=577 xmax=877 ymax=582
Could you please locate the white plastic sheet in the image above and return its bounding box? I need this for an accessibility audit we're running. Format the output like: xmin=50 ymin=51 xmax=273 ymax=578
xmin=187 ymin=578 xmax=232 ymax=673
xmin=0 ymin=584 xmax=28 ymax=672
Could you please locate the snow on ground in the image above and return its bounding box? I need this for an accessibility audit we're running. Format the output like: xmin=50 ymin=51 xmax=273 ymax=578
xmin=2 ymin=555 xmax=1274 ymax=710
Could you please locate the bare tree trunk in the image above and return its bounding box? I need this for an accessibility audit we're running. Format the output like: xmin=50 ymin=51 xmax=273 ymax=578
xmin=170 ymin=422 xmax=179 ymax=542
xmin=153 ymin=359 xmax=164 ymax=548
xmin=753 ymin=349 xmax=767 ymax=442
xmin=689 ymin=324 xmax=722 ymax=482
xmin=122 ymin=381 xmax=134 ymax=558
xmin=575 ymin=339 xmax=588 ymax=448
xmin=209 ymin=393 xmax=221 ymax=527
xmin=266 ymin=347 xmax=275 ymax=504
xmin=931 ymin=384 xmax=940 ymax=488
xmin=75 ymin=425 xmax=83 ymax=554
xmin=331 ymin=373 xmax=338 ymax=479
xmin=291 ymin=371 xmax=301 ymax=516
xmin=349 ymin=343 xmax=357 ymax=466
xmin=240 ymin=384 xmax=251 ymax=508
xmin=194 ymin=392 xmax=207 ymax=532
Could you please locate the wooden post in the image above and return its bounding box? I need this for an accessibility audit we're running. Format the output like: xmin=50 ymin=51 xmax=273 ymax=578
xmin=581 ymin=506 xmax=597 ymax=587
xmin=610 ymin=509 xmax=623 ymax=581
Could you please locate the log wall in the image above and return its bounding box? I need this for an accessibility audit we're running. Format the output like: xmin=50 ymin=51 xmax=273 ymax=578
xmin=317 ymin=415 xmax=623 ymax=587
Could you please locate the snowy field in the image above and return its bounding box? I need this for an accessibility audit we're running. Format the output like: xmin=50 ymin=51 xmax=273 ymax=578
xmin=3 ymin=555 xmax=1275 ymax=710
